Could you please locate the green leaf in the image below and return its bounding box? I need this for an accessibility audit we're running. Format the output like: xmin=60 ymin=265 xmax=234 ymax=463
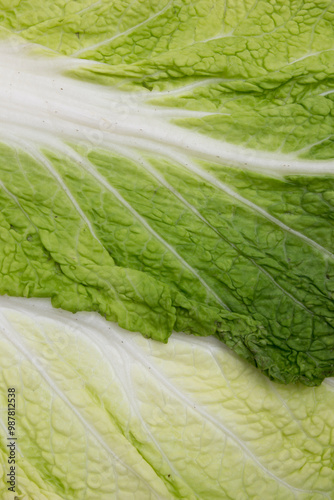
xmin=0 ymin=0 xmax=333 ymax=386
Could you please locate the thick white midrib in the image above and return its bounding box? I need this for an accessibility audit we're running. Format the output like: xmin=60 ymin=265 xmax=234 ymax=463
xmin=7 ymin=140 xmax=132 ymax=314
xmin=108 ymin=326 xmax=327 ymax=497
xmin=111 ymin=146 xmax=318 ymax=313
xmin=1 ymin=44 xmax=334 ymax=175
xmin=61 ymin=144 xmax=229 ymax=309
xmin=1 ymin=101 xmax=215 ymax=166
xmin=4 ymin=294 xmax=334 ymax=392
xmin=0 ymin=313 xmax=165 ymax=499
xmin=72 ymin=1 xmax=172 ymax=56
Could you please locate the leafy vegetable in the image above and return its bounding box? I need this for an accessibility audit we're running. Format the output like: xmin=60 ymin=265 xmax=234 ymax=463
xmin=1 ymin=2 xmax=334 ymax=497
xmin=0 ymin=0 xmax=334 ymax=387
xmin=0 ymin=297 xmax=334 ymax=499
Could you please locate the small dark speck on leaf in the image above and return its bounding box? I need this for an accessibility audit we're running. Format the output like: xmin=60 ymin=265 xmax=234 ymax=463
xmin=326 ymin=274 xmax=330 ymax=279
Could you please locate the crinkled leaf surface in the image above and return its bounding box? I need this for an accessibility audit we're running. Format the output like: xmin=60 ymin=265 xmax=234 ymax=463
xmin=0 ymin=2 xmax=334 ymax=384
xmin=0 ymin=297 xmax=334 ymax=499
xmin=0 ymin=1 xmax=334 ymax=496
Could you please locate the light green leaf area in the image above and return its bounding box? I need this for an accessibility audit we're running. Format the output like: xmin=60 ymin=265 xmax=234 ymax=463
xmin=2 ymin=0 xmax=334 ymax=157
xmin=0 ymin=0 xmax=333 ymax=386
xmin=0 ymin=298 xmax=333 ymax=499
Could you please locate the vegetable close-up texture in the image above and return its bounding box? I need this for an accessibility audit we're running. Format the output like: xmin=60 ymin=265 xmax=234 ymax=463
xmin=0 ymin=0 xmax=333 ymax=498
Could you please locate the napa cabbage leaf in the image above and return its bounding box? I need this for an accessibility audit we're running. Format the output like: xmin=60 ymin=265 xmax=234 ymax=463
xmin=0 ymin=0 xmax=333 ymax=386
xmin=0 ymin=297 xmax=333 ymax=499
